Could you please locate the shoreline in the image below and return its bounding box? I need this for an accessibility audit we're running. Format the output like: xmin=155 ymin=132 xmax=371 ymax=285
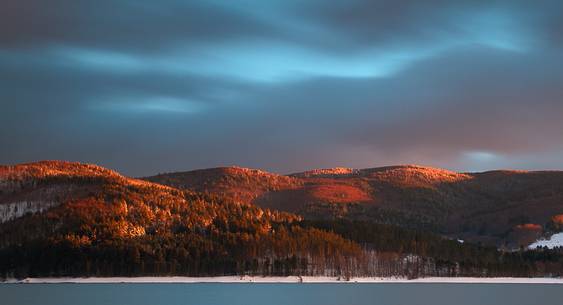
xmin=3 ymin=276 xmax=563 ymax=284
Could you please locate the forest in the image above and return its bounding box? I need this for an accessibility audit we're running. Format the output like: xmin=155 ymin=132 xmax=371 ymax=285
xmin=1 ymin=161 xmax=563 ymax=279
xmin=1 ymin=197 xmax=562 ymax=279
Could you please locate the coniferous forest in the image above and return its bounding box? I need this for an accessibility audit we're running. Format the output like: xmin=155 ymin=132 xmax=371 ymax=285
xmin=1 ymin=161 xmax=563 ymax=279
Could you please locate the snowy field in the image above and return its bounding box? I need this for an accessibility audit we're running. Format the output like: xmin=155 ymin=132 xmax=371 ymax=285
xmin=3 ymin=276 xmax=563 ymax=284
xmin=528 ymin=232 xmax=563 ymax=249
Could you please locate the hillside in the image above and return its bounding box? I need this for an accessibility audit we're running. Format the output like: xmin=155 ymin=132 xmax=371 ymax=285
xmin=0 ymin=161 xmax=173 ymax=223
xmin=144 ymin=166 xmax=301 ymax=205
xmin=0 ymin=161 xmax=363 ymax=278
xmin=146 ymin=165 xmax=563 ymax=248
xmin=2 ymin=161 xmax=563 ymax=279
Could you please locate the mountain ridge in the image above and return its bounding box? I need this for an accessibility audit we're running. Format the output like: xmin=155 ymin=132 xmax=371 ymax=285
xmin=3 ymin=160 xmax=563 ymax=248
xmin=143 ymin=163 xmax=563 ymax=248
xmin=2 ymin=160 xmax=563 ymax=279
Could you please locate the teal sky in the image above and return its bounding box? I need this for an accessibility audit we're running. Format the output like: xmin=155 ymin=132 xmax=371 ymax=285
xmin=1 ymin=0 xmax=563 ymax=176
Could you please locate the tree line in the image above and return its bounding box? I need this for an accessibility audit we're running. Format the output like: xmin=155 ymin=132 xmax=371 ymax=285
xmin=1 ymin=180 xmax=563 ymax=279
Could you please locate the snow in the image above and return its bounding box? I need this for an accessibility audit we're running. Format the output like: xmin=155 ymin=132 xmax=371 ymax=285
xmin=528 ymin=232 xmax=563 ymax=249
xmin=3 ymin=276 xmax=563 ymax=284
xmin=0 ymin=201 xmax=60 ymax=223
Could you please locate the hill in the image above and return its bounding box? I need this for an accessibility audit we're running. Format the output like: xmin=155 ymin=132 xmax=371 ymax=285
xmin=0 ymin=161 xmax=362 ymax=278
xmin=144 ymin=166 xmax=301 ymax=205
xmin=2 ymin=161 xmax=563 ymax=279
xmin=146 ymin=165 xmax=563 ymax=248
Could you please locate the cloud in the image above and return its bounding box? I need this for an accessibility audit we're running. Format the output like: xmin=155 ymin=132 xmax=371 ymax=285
xmin=90 ymin=96 xmax=205 ymax=114
xmin=0 ymin=0 xmax=279 ymax=51
xmin=1 ymin=0 xmax=563 ymax=175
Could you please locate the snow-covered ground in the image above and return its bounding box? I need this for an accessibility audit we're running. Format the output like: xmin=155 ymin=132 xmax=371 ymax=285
xmin=3 ymin=276 xmax=563 ymax=284
xmin=0 ymin=201 xmax=59 ymax=223
xmin=528 ymin=232 xmax=563 ymax=249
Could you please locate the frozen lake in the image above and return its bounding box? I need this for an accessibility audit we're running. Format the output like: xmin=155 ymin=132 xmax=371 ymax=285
xmin=1 ymin=283 xmax=563 ymax=305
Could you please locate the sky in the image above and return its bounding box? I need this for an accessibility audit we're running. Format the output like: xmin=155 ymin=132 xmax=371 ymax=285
xmin=1 ymin=0 xmax=563 ymax=176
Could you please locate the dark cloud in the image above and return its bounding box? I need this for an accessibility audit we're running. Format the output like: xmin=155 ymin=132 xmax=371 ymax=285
xmin=1 ymin=1 xmax=563 ymax=175
xmin=0 ymin=0 xmax=282 ymax=51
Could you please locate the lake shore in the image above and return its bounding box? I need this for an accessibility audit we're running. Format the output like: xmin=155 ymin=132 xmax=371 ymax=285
xmin=3 ymin=276 xmax=563 ymax=284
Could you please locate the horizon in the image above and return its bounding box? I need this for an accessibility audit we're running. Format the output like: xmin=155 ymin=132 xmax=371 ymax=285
xmin=2 ymin=1 xmax=563 ymax=176
xmin=3 ymin=159 xmax=562 ymax=177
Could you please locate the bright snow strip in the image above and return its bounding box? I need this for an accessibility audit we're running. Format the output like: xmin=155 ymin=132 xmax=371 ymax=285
xmin=528 ymin=232 xmax=563 ymax=249
xmin=3 ymin=276 xmax=563 ymax=284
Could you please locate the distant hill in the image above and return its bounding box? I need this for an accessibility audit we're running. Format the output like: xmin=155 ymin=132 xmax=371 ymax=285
xmin=2 ymin=161 xmax=563 ymax=279
xmin=145 ymin=165 xmax=563 ymax=248
xmin=144 ymin=166 xmax=301 ymax=205
xmin=0 ymin=161 xmax=357 ymax=278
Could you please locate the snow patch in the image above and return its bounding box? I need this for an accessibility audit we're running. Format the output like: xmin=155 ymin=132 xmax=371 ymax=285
xmin=528 ymin=232 xmax=563 ymax=249
xmin=0 ymin=201 xmax=60 ymax=223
